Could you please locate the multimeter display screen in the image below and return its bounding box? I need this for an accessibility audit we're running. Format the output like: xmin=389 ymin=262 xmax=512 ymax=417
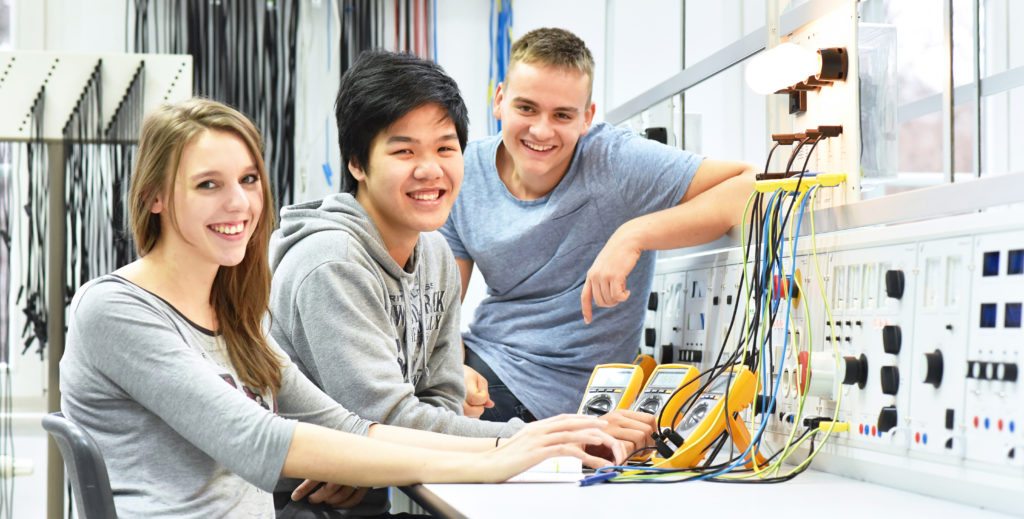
xmin=650 ymin=369 xmax=688 ymax=388
xmin=592 ymin=368 xmax=634 ymax=387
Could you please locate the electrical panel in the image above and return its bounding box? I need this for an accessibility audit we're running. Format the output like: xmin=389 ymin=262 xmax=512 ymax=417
xmin=647 ymin=209 xmax=1024 ymax=515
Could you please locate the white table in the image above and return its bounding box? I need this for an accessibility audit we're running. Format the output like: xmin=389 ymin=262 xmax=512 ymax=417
xmin=400 ymin=469 xmax=1017 ymax=518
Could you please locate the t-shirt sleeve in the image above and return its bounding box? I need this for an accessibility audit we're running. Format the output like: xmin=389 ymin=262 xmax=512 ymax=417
xmin=272 ymin=334 xmax=374 ymax=436
xmin=598 ymin=126 xmax=704 ymax=216
xmin=293 ymin=259 xmax=508 ymax=436
xmin=439 ymin=209 xmax=470 ymax=260
xmin=69 ymin=283 xmax=296 ymax=492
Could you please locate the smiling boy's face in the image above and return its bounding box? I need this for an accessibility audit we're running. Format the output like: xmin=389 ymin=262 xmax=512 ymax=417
xmin=350 ymin=103 xmax=464 ymax=246
xmin=492 ymin=61 xmax=596 ymax=187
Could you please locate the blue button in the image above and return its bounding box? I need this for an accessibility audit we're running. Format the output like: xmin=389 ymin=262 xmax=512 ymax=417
xmin=1010 ymin=421 xmax=1016 ymax=433
xmin=983 ymin=251 xmax=1000 ymax=276
xmin=984 ymin=417 xmax=990 ymax=430
xmin=980 ymin=303 xmax=998 ymax=328
xmin=922 ymin=433 xmax=928 ymax=445
xmin=1009 ymin=249 xmax=1024 ymax=275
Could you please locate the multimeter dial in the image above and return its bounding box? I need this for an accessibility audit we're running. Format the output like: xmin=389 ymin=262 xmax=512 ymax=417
xmin=636 ymin=396 xmax=664 ymax=415
xmin=678 ymin=397 xmax=714 ymax=437
xmin=583 ymin=395 xmax=614 ymax=416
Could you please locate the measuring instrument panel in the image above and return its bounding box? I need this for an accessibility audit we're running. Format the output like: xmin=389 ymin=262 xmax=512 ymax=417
xmin=630 ymin=364 xmax=700 ymax=427
xmin=578 ymin=364 xmax=645 ymax=416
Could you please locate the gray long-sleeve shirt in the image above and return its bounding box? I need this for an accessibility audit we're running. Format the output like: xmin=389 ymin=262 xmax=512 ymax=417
xmin=60 ymin=275 xmax=373 ymax=518
xmin=269 ymin=193 xmax=522 ymax=438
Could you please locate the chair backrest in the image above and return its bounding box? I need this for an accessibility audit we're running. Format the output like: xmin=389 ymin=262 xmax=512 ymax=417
xmin=42 ymin=412 xmax=117 ymax=519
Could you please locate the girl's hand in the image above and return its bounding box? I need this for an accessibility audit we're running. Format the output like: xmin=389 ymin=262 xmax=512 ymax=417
xmin=478 ymin=414 xmax=625 ymax=482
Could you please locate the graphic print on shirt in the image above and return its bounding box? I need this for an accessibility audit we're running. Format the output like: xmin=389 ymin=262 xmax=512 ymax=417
xmin=388 ymin=281 xmax=446 ymax=387
xmin=218 ymin=373 xmax=276 ymax=413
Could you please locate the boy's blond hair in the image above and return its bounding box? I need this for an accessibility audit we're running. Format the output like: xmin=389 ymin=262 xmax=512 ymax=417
xmin=509 ymin=28 xmax=595 ymax=101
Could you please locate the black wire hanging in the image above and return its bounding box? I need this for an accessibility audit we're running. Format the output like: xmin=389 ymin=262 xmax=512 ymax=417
xmin=338 ymin=0 xmax=433 ymax=71
xmin=131 ymin=0 xmax=301 ymax=212
xmin=62 ymin=61 xmax=104 ymax=319
xmin=61 ymin=60 xmax=143 ymax=322
xmin=104 ymin=63 xmax=145 ymax=270
xmin=18 ymin=89 xmax=48 ymax=359
xmin=0 ymin=143 xmax=10 ymax=366
xmin=0 ymin=138 xmax=14 ymax=519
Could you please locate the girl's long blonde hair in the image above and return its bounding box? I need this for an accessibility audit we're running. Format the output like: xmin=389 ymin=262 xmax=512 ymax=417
xmin=128 ymin=98 xmax=282 ymax=394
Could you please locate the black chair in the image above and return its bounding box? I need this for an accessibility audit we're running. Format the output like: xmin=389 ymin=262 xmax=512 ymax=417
xmin=42 ymin=412 xmax=117 ymax=519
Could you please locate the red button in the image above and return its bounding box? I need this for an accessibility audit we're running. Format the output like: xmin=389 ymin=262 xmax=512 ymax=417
xmin=973 ymin=416 xmax=980 ymax=428
xmin=871 ymin=425 xmax=877 ymax=436
xmin=858 ymin=424 xmax=864 ymax=435
xmin=914 ymin=432 xmax=921 ymax=443
xmin=998 ymin=419 xmax=1004 ymax=431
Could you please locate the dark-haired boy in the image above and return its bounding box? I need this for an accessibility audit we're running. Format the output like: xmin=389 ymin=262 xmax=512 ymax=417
xmin=268 ymin=50 xmax=652 ymax=515
xmin=269 ymin=51 xmax=505 ymax=515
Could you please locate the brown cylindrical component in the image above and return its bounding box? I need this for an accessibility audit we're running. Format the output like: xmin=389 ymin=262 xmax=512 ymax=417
xmin=817 ymin=47 xmax=848 ymax=81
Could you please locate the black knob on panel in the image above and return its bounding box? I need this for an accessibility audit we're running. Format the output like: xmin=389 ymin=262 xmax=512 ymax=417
xmin=923 ymin=350 xmax=944 ymax=388
xmin=842 ymin=354 xmax=869 ymax=389
xmin=885 ymin=270 xmax=905 ymax=300
xmin=970 ymin=362 xmax=987 ymax=382
xmin=660 ymin=344 xmax=674 ymax=365
xmin=882 ymin=325 xmax=902 ymax=355
xmin=648 ymin=292 xmax=659 ymax=311
xmin=877 ymin=406 xmax=898 ymax=433
xmin=966 ymin=360 xmax=977 ymax=379
xmin=644 ymin=328 xmax=657 ymax=347
xmin=880 ymin=366 xmax=900 ymax=395
xmin=1000 ymin=363 xmax=1018 ymax=382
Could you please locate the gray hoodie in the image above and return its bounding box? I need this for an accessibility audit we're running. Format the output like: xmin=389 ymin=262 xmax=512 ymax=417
xmin=269 ymin=193 xmax=522 ymax=438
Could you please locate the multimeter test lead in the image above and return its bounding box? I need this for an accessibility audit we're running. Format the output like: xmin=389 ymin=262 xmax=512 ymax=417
xmin=579 ymin=471 xmax=618 ymax=487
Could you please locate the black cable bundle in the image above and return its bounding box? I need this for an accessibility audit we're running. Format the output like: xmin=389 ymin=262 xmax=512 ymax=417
xmin=130 ymin=0 xmax=301 ymax=212
xmin=18 ymin=90 xmax=48 ymax=359
xmin=61 ymin=61 xmax=145 ymax=330
xmin=340 ymin=0 xmax=384 ymax=73
xmin=62 ymin=61 xmax=104 ymax=322
xmin=104 ymin=63 xmax=146 ymax=271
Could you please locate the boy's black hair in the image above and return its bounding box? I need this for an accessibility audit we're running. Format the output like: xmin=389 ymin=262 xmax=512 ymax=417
xmin=335 ymin=50 xmax=469 ymax=193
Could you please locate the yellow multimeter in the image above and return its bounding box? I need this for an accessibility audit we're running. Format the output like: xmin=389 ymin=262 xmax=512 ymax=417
xmin=652 ymin=365 xmax=765 ymax=469
xmin=630 ymin=364 xmax=701 ymax=427
xmin=578 ymin=364 xmax=645 ymax=416
xmin=628 ymin=364 xmax=700 ymax=462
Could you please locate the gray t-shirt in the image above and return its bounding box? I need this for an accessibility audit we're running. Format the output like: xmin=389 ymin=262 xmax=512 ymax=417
xmin=440 ymin=122 xmax=702 ymax=419
xmin=60 ymin=275 xmax=373 ymax=518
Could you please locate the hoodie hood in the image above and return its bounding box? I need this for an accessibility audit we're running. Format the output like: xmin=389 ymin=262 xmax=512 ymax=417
xmin=270 ymin=193 xmax=419 ymax=280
